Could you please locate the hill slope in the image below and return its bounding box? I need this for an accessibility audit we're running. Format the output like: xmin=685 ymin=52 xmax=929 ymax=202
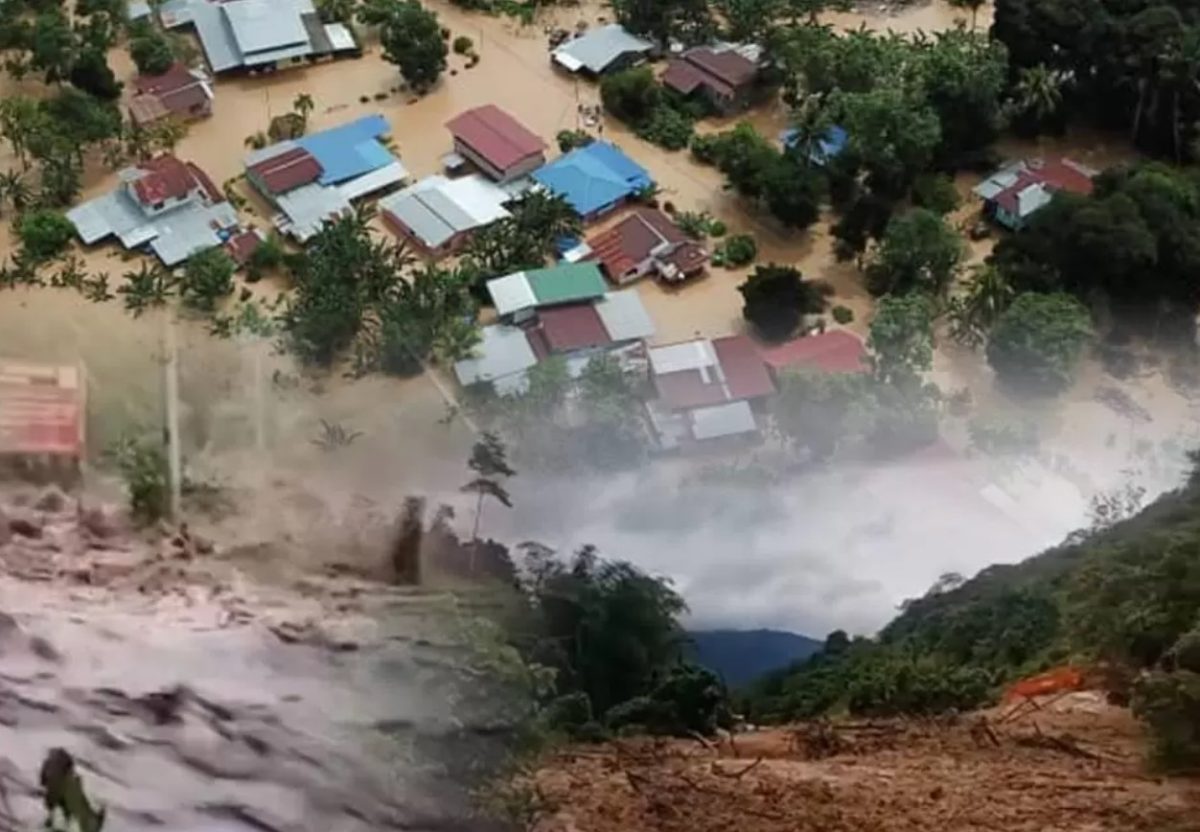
xmin=745 ymin=465 xmax=1200 ymax=731
xmin=687 ymin=629 xmax=822 ymax=687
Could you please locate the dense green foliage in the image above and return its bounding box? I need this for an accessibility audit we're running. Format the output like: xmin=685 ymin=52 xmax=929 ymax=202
xmin=179 ymin=248 xmax=236 ymax=313
xmin=866 ymin=208 xmax=965 ymax=296
xmin=992 ymin=0 xmax=1200 ymax=159
xmin=377 ymin=0 xmax=448 ymax=92
xmin=462 ymin=190 xmax=580 ymax=291
xmin=511 ymin=543 xmax=728 ymax=738
xmin=16 ymin=208 xmax=74 ymax=260
xmin=129 ymin=29 xmax=176 ymax=76
xmin=738 ymin=263 xmax=829 ymax=341
xmin=600 ymin=67 xmax=697 ymax=151
xmin=986 ymin=291 xmax=1093 ymax=394
xmin=990 ymin=163 xmax=1200 ymax=334
xmin=745 ymin=460 xmax=1200 ymax=759
xmin=280 ymin=210 xmax=477 ymax=370
xmin=610 ymin=0 xmax=716 ymax=45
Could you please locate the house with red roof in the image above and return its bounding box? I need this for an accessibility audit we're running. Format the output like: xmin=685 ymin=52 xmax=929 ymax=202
xmin=646 ymin=334 xmax=776 ymax=448
xmin=128 ymin=63 xmax=213 ymax=127
xmin=973 ymin=157 xmax=1096 ymax=230
xmin=584 ymin=208 xmax=708 ymax=285
xmin=760 ymin=330 xmax=868 ymax=377
xmin=662 ymin=44 xmax=764 ymax=115
xmin=445 ymin=105 xmax=546 ymax=183
xmin=65 ymin=154 xmax=238 ymax=266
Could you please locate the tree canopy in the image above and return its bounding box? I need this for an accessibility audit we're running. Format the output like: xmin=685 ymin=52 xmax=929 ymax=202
xmin=985 ymin=291 xmax=1093 ymax=394
xmin=377 ymin=0 xmax=448 ymax=92
xmin=866 ymin=208 xmax=965 ymax=296
xmin=738 ymin=263 xmax=830 ymax=341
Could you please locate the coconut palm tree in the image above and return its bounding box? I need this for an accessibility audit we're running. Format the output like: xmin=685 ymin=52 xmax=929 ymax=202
xmin=1012 ymin=64 xmax=1065 ymax=126
xmin=292 ymin=93 xmax=315 ymax=130
xmin=244 ymin=131 xmax=268 ymax=149
xmin=948 ymin=264 xmax=1015 ymax=346
xmin=0 ymin=170 xmax=29 ymax=216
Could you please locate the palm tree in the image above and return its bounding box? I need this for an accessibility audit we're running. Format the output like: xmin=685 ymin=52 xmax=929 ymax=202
xmin=948 ymin=264 xmax=1014 ymax=345
xmin=0 ymin=170 xmax=28 ymax=216
xmin=244 ymin=131 xmax=268 ymax=150
xmin=292 ymin=93 xmax=315 ymax=129
xmin=1012 ymin=64 xmax=1064 ymax=126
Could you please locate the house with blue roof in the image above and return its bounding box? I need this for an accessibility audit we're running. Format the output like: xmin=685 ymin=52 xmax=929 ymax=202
xmin=531 ymin=141 xmax=653 ymax=222
xmin=780 ymin=125 xmax=848 ymax=166
xmin=244 ymin=113 xmax=409 ymax=241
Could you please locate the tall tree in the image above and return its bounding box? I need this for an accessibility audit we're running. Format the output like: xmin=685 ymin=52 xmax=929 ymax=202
xmin=865 ymin=208 xmax=964 ymax=296
xmin=738 ymin=263 xmax=829 ymax=341
xmin=986 ymin=292 xmax=1093 ymax=394
xmin=462 ymin=431 xmax=517 ymax=543
xmin=378 ymin=0 xmax=447 ymax=93
xmin=868 ymin=293 xmax=934 ymax=385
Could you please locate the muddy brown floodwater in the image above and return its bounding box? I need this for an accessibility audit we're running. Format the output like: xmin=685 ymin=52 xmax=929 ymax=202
xmin=0 ymin=489 xmax=513 ymax=832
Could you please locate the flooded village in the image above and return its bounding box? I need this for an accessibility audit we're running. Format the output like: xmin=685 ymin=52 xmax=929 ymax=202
xmin=1 ymin=0 xmax=1200 ymax=825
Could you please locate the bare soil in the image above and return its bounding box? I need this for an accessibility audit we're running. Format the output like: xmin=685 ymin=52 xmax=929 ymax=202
xmin=525 ymin=695 xmax=1200 ymax=832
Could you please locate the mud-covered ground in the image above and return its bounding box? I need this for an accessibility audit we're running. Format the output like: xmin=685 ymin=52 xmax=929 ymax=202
xmin=0 ymin=487 xmax=515 ymax=832
xmin=526 ymin=694 xmax=1200 ymax=832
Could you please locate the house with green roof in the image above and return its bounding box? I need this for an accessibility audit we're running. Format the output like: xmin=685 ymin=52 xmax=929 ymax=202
xmin=487 ymin=262 xmax=608 ymax=322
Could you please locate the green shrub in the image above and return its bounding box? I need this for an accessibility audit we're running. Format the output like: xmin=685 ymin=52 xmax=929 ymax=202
xmin=452 ymin=35 xmax=473 ymax=54
xmin=912 ymin=173 xmax=961 ymax=215
xmin=720 ymin=233 xmax=757 ymax=267
xmin=17 ymin=210 xmax=75 ymax=261
xmin=545 ymin=691 xmax=593 ymax=733
xmin=108 ymin=436 xmax=170 ymax=524
xmin=832 ymin=305 xmax=854 ymax=325
xmin=708 ymin=220 xmax=727 ymax=237
xmin=1133 ymin=669 xmax=1200 ymax=771
xmin=180 ymin=247 xmax=235 ymax=313
xmin=555 ymin=128 xmax=592 ymax=153
xmin=690 ymin=133 xmax=720 ymax=164
xmin=636 ymin=105 xmax=694 ymax=151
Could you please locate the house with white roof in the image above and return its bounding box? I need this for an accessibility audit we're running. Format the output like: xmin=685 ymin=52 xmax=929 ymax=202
xmin=551 ymin=24 xmax=654 ymax=77
xmin=379 ymin=174 xmax=511 ymax=258
xmin=158 ymin=0 xmax=359 ymax=74
xmin=66 ymin=155 xmax=238 ymax=266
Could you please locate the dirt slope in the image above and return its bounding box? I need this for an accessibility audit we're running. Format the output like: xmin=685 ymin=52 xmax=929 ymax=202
xmin=527 ymin=696 xmax=1200 ymax=832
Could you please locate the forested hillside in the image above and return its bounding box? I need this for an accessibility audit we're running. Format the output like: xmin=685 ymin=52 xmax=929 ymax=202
xmin=746 ymin=460 xmax=1200 ymax=767
xmin=687 ymin=630 xmax=822 ymax=686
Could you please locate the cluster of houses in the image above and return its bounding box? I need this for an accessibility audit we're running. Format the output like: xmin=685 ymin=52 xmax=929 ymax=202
xmin=58 ymin=9 xmax=1105 ymax=450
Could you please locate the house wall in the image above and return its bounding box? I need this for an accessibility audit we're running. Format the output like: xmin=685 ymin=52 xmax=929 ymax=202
xmin=989 ymin=201 xmax=1022 ymax=230
xmin=382 ymin=209 xmax=468 ymax=259
xmin=453 ymin=140 xmax=545 ymax=183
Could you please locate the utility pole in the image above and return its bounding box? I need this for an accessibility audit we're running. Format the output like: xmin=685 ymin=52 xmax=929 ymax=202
xmin=162 ymin=307 xmax=182 ymax=520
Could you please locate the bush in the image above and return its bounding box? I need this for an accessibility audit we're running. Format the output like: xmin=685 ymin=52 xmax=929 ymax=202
xmin=180 ymin=248 xmax=235 ymax=313
xmin=832 ymin=305 xmax=854 ymax=325
xmin=109 ymin=436 xmax=170 ymax=524
xmin=545 ymin=691 xmax=594 ymax=734
xmin=847 ymin=658 xmax=992 ymax=716
xmin=912 ymin=173 xmax=961 ymax=215
xmin=245 ymin=233 xmax=285 ymax=281
xmin=1133 ymin=669 xmax=1200 ymax=771
xmin=738 ymin=263 xmax=829 ymax=342
xmin=720 ymin=233 xmax=757 ymax=267
xmin=129 ymin=31 xmax=175 ymax=76
xmin=708 ymin=220 xmax=727 ymax=237
xmin=17 ymin=210 xmax=75 ymax=261
xmin=986 ymin=292 xmax=1094 ymax=395
xmin=452 ymin=34 xmax=473 ymax=54
xmin=555 ymin=128 xmax=592 ymax=153
xmin=604 ymin=695 xmax=673 ymax=734
xmin=636 ymin=105 xmax=694 ymax=151
xmin=690 ymin=133 xmax=720 ymax=165
xmin=600 ymin=67 xmax=661 ymax=123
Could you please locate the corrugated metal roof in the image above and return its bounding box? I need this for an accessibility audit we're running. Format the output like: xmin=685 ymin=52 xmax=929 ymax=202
xmin=453 ymin=325 xmax=538 ymax=392
xmin=173 ymin=0 xmax=243 ymax=72
xmin=0 ymin=362 xmax=83 ymax=457
xmin=525 ymin=262 xmax=607 ymax=305
xmin=247 ymin=146 xmax=323 ymax=194
xmin=649 ymin=340 xmax=718 ymax=375
xmin=324 ymin=21 xmax=356 ymax=51
xmin=712 ymin=334 xmax=775 ymax=400
xmin=594 ymin=290 xmax=654 ymax=342
xmin=274 ymin=182 xmax=351 ymax=241
xmin=691 ymin=400 xmax=757 ymax=440
xmin=538 ymin=304 xmax=612 ymax=352
xmin=149 ymin=201 xmax=238 ymax=265
xmin=336 ymin=160 xmax=408 ymax=201
xmin=532 ymin=141 xmax=652 ymax=217
xmin=761 ymin=330 xmax=867 ymax=374
xmin=379 ymin=173 xmax=507 ymax=248
xmin=294 ymin=114 xmax=393 ymax=185
xmin=224 ymin=0 xmax=310 ymax=56
xmin=445 ymin=105 xmax=545 ymax=172
xmin=552 ymin=24 xmax=652 ymax=74
xmin=488 ymin=272 xmax=538 ymax=317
